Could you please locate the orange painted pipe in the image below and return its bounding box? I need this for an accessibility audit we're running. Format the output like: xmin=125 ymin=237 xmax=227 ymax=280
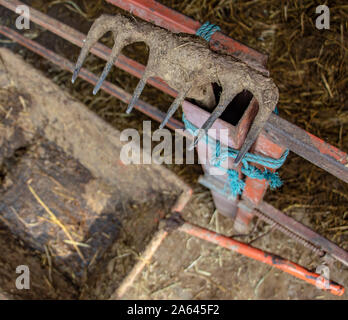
xmin=179 ymin=223 xmax=345 ymax=296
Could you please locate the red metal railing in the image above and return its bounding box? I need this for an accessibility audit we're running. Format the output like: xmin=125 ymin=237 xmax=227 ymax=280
xmin=179 ymin=222 xmax=344 ymax=296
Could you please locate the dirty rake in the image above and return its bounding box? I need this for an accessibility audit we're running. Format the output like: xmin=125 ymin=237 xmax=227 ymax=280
xmin=71 ymin=13 xmax=279 ymax=165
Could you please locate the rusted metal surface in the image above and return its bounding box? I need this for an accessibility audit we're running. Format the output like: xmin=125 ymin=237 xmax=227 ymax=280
xmin=182 ymin=100 xmax=256 ymax=150
xmin=235 ymin=156 xmax=284 ymax=232
xmin=265 ymin=114 xmax=348 ymax=183
xmin=256 ymin=201 xmax=348 ymax=267
xmin=253 ymin=210 xmax=325 ymax=257
xmin=179 ymin=222 xmax=344 ymax=296
xmin=105 ymin=0 xmax=269 ymax=74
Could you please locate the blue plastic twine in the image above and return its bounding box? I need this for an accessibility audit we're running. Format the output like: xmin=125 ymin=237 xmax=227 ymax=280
xmin=196 ymin=21 xmax=221 ymax=41
xmin=183 ymin=114 xmax=289 ymax=197
xmin=192 ymin=22 xmax=286 ymax=197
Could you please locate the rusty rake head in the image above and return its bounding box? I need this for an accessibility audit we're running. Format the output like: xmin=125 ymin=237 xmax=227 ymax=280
xmin=71 ymin=14 xmax=279 ymax=166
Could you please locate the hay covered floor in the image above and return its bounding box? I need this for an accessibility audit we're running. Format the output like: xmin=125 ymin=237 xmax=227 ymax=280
xmin=0 ymin=0 xmax=347 ymax=299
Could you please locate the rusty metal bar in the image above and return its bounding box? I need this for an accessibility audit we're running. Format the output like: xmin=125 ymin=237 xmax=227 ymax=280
xmin=265 ymin=114 xmax=348 ymax=183
xmin=200 ymin=173 xmax=348 ymax=266
xmin=179 ymin=222 xmax=344 ymax=296
xmin=254 ymin=210 xmax=325 ymax=257
xmin=256 ymin=201 xmax=348 ymax=267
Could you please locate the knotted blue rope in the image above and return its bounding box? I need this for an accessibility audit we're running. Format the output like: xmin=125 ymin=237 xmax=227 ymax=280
xmin=183 ymin=114 xmax=289 ymax=197
xmin=196 ymin=21 xmax=221 ymax=41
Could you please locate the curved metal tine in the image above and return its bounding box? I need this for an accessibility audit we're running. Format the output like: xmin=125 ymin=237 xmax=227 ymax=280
xmin=126 ymin=52 xmax=156 ymax=114
xmin=126 ymin=75 xmax=149 ymax=114
xmin=159 ymin=86 xmax=191 ymax=129
xmin=233 ymin=107 xmax=273 ymax=166
xmin=188 ymin=96 xmax=232 ymax=151
xmin=72 ymin=19 xmax=113 ymax=84
xmin=93 ymin=42 xmax=123 ymax=95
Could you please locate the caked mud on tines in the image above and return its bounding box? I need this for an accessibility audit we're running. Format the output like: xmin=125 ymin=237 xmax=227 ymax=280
xmin=72 ymin=13 xmax=279 ymax=165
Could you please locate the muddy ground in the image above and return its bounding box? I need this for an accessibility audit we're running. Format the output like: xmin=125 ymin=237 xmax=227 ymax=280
xmin=0 ymin=0 xmax=347 ymax=299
